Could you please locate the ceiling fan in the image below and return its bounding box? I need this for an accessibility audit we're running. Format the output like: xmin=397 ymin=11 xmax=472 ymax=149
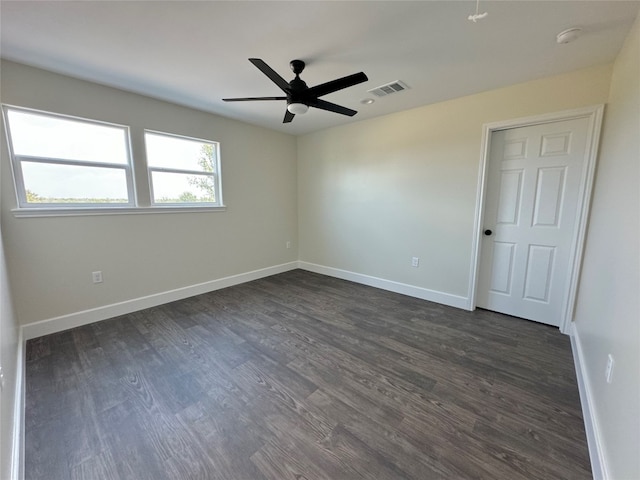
xmin=223 ymin=58 xmax=368 ymax=123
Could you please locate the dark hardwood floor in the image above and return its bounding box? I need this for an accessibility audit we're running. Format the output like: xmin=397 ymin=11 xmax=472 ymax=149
xmin=25 ymin=269 xmax=592 ymax=479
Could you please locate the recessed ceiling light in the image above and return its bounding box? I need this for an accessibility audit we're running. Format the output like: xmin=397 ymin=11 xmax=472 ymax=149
xmin=360 ymin=98 xmax=375 ymax=105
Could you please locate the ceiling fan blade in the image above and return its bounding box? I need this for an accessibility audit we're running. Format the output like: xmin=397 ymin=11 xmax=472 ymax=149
xmin=222 ymin=96 xmax=286 ymax=102
xmin=249 ymin=58 xmax=291 ymax=92
xmin=311 ymin=99 xmax=357 ymax=117
xmin=283 ymin=110 xmax=295 ymax=123
xmin=307 ymin=72 xmax=368 ymax=98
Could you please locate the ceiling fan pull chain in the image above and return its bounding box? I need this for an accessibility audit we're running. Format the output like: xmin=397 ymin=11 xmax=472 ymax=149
xmin=468 ymin=0 xmax=488 ymax=22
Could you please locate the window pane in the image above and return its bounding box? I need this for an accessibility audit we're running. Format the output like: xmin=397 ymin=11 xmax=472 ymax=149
xmin=151 ymin=171 xmax=215 ymax=203
xmin=145 ymin=132 xmax=217 ymax=172
xmin=7 ymin=109 xmax=129 ymax=164
xmin=22 ymin=162 xmax=129 ymax=204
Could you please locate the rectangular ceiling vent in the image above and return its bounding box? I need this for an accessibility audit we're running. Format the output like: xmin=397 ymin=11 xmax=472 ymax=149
xmin=367 ymin=80 xmax=410 ymax=98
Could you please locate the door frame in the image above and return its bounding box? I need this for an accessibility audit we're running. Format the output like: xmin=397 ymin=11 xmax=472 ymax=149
xmin=468 ymin=105 xmax=604 ymax=334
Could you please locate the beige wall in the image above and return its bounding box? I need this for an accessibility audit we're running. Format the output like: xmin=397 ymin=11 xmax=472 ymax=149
xmin=0 ymin=61 xmax=298 ymax=325
xmin=573 ymin=15 xmax=640 ymax=480
xmin=298 ymin=64 xmax=612 ymax=299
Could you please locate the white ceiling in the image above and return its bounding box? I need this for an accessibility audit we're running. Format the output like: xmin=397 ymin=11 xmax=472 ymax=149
xmin=1 ymin=1 xmax=638 ymax=135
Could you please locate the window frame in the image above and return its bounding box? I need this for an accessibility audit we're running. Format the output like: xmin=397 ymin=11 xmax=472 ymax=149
xmin=2 ymin=104 xmax=136 ymax=209
xmin=144 ymin=129 xmax=223 ymax=208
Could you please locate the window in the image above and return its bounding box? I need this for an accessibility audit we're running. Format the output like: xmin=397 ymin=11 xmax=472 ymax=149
xmin=3 ymin=106 xmax=134 ymax=208
xmin=145 ymin=130 xmax=221 ymax=206
xmin=2 ymin=105 xmax=225 ymax=215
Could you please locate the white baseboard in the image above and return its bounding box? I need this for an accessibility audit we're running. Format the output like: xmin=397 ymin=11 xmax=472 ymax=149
xmin=21 ymin=262 xmax=298 ymax=340
xmin=570 ymin=322 xmax=608 ymax=480
xmin=298 ymin=261 xmax=470 ymax=310
xmin=22 ymin=260 xmax=470 ymax=341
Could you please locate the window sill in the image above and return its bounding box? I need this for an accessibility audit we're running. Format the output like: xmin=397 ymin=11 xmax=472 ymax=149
xmin=12 ymin=205 xmax=227 ymax=218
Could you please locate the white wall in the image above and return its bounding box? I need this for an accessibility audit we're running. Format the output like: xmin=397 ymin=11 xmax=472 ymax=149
xmin=0 ymin=61 xmax=298 ymax=325
xmin=573 ymin=15 xmax=640 ymax=480
xmin=0 ymin=108 xmax=20 ymax=480
xmin=297 ymin=64 xmax=612 ymax=302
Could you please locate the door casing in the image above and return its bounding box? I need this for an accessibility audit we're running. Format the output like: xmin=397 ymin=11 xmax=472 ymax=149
xmin=468 ymin=105 xmax=604 ymax=334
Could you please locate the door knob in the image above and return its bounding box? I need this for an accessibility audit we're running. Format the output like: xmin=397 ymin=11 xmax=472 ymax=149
xmin=484 ymin=229 xmax=493 ymax=236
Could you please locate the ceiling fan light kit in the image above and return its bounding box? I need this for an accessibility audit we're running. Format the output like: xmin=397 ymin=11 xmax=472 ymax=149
xmin=223 ymin=58 xmax=368 ymax=123
xmin=287 ymin=103 xmax=309 ymax=115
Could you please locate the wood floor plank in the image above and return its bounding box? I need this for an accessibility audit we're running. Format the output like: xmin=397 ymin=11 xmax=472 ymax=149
xmin=70 ymin=450 xmax=119 ymax=480
xmin=472 ymin=417 xmax=592 ymax=478
xmin=397 ymin=412 xmax=533 ymax=480
xmin=96 ymin=400 xmax=169 ymax=480
xmin=250 ymin=439 xmax=332 ymax=480
xmin=288 ymin=356 xmax=407 ymax=429
xmin=25 ymin=269 xmax=591 ymax=479
xmin=25 ymin=417 xmax=73 ymax=480
xmin=304 ymin=389 xmax=448 ymax=480
xmin=175 ymin=400 xmax=269 ymax=480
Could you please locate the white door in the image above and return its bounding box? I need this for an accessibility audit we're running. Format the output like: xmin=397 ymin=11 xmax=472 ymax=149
xmin=477 ymin=117 xmax=591 ymax=326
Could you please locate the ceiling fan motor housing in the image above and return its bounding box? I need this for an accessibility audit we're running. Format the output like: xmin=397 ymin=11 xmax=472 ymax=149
xmin=288 ymin=60 xmax=308 ymax=104
xmin=288 ymin=77 xmax=308 ymax=104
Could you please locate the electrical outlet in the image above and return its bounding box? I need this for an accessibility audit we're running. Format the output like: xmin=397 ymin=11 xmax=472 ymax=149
xmin=411 ymin=257 xmax=419 ymax=267
xmin=605 ymin=354 xmax=615 ymax=383
xmin=286 ymin=241 xmax=291 ymax=249
xmin=92 ymin=271 xmax=103 ymax=284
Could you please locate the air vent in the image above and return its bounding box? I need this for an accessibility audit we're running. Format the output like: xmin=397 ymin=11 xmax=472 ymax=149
xmin=367 ymin=80 xmax=410 ymax=97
